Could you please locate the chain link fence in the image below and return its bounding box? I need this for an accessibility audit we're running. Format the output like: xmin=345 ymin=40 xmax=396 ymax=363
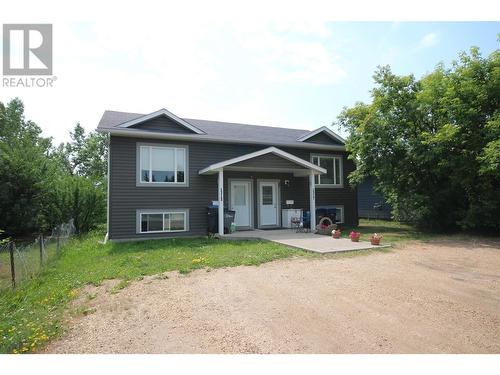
xmin=0 ymin=220 xmax=76 ymax=290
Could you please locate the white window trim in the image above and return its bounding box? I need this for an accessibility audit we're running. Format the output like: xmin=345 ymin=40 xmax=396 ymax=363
xmin=136 ymin=143 xmax=189 ymax=187
xmin=136 ymin=209 xmax=189 ymax=234
xmin=310 ymin=154 xmax=343 ymax=188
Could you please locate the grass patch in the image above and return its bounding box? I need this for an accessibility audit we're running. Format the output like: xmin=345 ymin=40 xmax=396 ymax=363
xmin=70 ymin=306 xmax=97 ymax=317
xmin=341 ymin=219 xmax=437 ymax=245
xmin=110 ymin=280 xmax=130 ymax=294
xmin=0 ymin=229 xmax=310 ymax=353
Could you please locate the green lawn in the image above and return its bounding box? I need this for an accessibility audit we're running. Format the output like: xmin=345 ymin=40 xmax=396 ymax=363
xmin=342 ymin=219 xmax=437 ymax=244
xmin=0 ymin=219 xmax=433 ymax=354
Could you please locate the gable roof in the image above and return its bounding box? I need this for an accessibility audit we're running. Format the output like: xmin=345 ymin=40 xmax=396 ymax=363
xmin=297 ymin=126 xmax=346 ymax=144
xmin=199 ymin=146 xmax=327 ymax=176
xmin=116 ymin=108 xmax=205 ymax=134
xmin=97 ymin=109 xmax=346 ymax=151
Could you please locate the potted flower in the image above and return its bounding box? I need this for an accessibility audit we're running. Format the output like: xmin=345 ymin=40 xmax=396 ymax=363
xmin=332 ymin=229 xmax=341 ymax=239
xmin=370 ymin=233 xmax=382 ymax=245
xmin=349 ymin=231 xmax=361 ymax=242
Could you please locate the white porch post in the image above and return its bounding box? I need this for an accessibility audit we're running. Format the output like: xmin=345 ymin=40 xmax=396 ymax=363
xmin=218 ymin=169 xmax=224 ymax=236
xmin=309 ymin=171 xmax=316 ymax=231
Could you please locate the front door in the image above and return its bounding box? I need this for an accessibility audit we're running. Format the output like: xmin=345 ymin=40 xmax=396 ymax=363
xmin=230 ymin=180 xmax=252 ymax=228
xmin=258 ymin=180 xmax=279 ymax=227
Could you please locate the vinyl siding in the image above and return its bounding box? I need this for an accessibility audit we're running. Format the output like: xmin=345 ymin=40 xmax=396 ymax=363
xmin=357 ymin=178 xmax=392 ymax=219
xmin=109 ymin=135 xmax=357 ymax=240
xmin=303 ymin=132 xmax=343 ymax=145
xmin=130 ymin=115 xmax=195 ymax=134
xmin=231 ymin=153 xmax=304 ymax=169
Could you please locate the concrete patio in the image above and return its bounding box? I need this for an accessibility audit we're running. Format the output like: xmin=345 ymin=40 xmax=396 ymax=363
xmin=224 ymin=229 xmax=390 ymax=253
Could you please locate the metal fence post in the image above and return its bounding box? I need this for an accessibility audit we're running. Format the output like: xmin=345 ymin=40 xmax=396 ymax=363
xmin=39 ymin=234 xmax=44 ymax=268
xmin=9 ymin=242 xmax=15 ymax=289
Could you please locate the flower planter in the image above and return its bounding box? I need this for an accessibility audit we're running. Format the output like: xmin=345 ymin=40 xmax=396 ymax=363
xmin=349 ymin=231 xmax=361 ymax=242
xmin=332 ymin=230 xmax=341 ymax=239
xmin=316 ymin=217 xmax=335 ymax=235
xmin=370 ymin=233 xmax=382 ymax=245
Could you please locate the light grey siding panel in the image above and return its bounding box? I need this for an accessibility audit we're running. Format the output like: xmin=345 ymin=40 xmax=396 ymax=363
xmin=108 ymin=136 xmax=358 ymax=240
xmin=130 ymin=115 xmax=195 ymax=134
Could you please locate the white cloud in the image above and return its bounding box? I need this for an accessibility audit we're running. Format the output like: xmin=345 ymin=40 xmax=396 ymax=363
xmin=418 ymin=32 xmax=439 ymax=48
xmin=0 ymin=2 xmax=353 ymax=144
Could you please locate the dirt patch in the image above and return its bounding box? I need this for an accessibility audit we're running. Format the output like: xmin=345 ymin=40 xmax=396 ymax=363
xmin=45 ymin=239 xmax=500 ymax=353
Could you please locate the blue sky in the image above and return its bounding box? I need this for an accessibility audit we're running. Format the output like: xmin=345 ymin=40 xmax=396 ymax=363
xmin=251 ymin=22 xmax=499 ymax=136
xmin=1 ymin=19 xmax=498 ymax=142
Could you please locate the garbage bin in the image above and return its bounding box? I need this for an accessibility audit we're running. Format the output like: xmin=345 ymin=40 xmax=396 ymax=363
xmin=207 ymin=206 xmax=236 ymax=234
xmin=225 ymin=210 xmax=236 ymax=233
xmin=207 ymin=206 xmax=218 ymax=234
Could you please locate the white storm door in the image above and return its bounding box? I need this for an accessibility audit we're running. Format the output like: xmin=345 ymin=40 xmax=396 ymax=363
xmin=230 ymin=181 xmax=252 ymax=228
xmin=259 ymin=181 xmax=279 ymax=227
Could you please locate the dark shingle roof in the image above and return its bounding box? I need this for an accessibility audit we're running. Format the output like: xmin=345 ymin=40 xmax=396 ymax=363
xmin=97 ymin=110 xmax=344 ymax=148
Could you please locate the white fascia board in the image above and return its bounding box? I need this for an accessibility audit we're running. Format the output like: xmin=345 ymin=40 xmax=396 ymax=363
xmin=97 ymin=128 xmax=346 ymax=152
xmin=198 ymin=146 xmax=327 ymax=175
xmin=297 ymin=126 xmax=346 ymax=144
xmin=116 ymin=108 xmax=205 ymax=134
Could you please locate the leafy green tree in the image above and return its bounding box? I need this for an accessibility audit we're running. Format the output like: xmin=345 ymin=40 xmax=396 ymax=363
xmin=63 ymin=123 xmax=108 ymax=181
xmin=44 ymin=175 xmax=106 ymax=234
xmin=0 ymin=99 xmax=60 ymax=235
xmin=338 ymin=46 xmax=500 ymax=231
xmin=0 ymin=98 xmax=107 ymax=236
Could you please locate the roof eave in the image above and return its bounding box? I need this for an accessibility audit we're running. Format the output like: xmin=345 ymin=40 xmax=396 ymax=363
xmin=198 ymin=146 xmax=327 ymax=175
xmin=297 ymin=126 xmax=346 ymax=144
xmin=115 ymin=108 xmax=206 ymax=135
xmin=98 ymin=128 xmax=347 ymax=151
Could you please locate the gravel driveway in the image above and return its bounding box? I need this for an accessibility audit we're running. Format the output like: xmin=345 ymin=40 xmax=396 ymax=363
xmin=45 ymin=239 xmax=500 ymax=353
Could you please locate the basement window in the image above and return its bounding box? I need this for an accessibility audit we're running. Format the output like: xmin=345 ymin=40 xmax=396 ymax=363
xmin=138 ymin=210 xmax=188 ymax=233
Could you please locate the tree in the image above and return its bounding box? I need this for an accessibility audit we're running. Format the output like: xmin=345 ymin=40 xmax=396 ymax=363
xmin=337 ymin=46 xmax=500 ymax=231
xmin=0 ymin=98 xmax=108 ymax=237
xmin=59 ymin=123 xmax=108 ymax=181
xmin=0 ymin=99 xmax=60 ymax=235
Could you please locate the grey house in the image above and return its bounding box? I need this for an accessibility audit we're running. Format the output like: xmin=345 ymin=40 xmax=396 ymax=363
xmin=97 ymin=108 xmax=358 ymax=241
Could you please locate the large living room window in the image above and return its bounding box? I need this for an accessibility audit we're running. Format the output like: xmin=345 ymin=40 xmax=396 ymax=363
xmin=311 ymin=154 xmax=343 ymax=187
xmin=138 ymin=144 xmax=187 ymax=185
xmin=138 ymin=209 xmax=188 ymax=233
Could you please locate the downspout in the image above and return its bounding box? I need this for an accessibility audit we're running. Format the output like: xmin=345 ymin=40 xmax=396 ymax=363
xmin=103 ymin=134 xmax=110 ymax=244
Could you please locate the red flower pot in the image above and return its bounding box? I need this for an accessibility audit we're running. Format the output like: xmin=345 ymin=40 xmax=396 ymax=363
xmin=370 ymin=237 xmax=382 ymax=245
xmin=349 ymin=231 xmax=361 ymax=242
xmin=332 ymin=230 xmax=341 ymax=239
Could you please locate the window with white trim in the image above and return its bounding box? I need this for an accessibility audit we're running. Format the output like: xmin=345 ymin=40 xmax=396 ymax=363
xmin=139 ymin=210 xmax=188 ymax=233
xmin=139 ymin=145 xmax=186 ymax=184
xmin=311 ymin=155 xmax=342 ymax=186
